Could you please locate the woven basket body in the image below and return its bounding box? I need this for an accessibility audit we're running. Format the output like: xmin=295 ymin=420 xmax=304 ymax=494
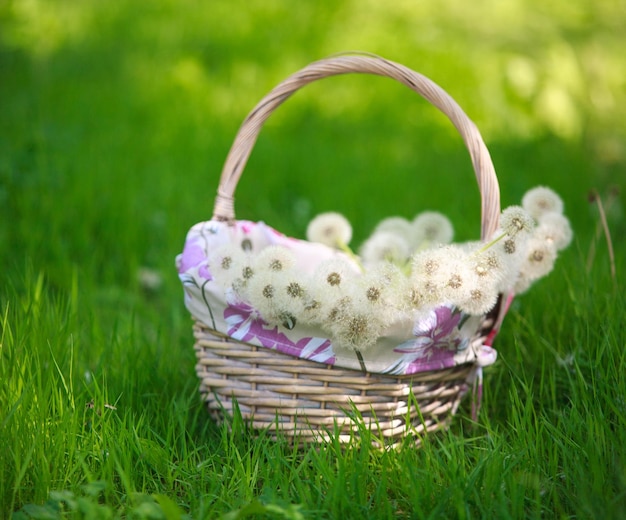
xmin=193 ymin=319 xmax=499 ymax=446
xmin=180 ymin=54 xmax=507 ymax=446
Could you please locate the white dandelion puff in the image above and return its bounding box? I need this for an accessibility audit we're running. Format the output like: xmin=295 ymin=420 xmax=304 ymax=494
xmin=300 ymin=296 xmax=324 ymax=325
xmin=137 ymin=267 xmax=162 ymax=291
xmin=457 ymin=286 xmax=499 ymax=316
xmin=320 ymin=295 xmax=354 ymax=331
xmin=411 ymin=248 xmax=443 ymax=279
xmin=414 ymin=246 xmax=473 ymax=305
xmin=412 ymin=211 xmax=454 ymax=248
xmin=407 ymin=279 xmax=441 ymax=308
xmin=246 ymin=269 xmax=309 ymax=328
xmin=230 ymin=253 xmax=256 ymax=299
xmin=469 ymin=249 xmax=506 ymax=283
xmin=270 ymin=271 xmax=312 ymax=322
xmin=410 ymin=246 xmax=469 ymax=307
xmin=330 ymin=310 xmax=384 ymax=352
xmin=512 ymin=272 xmax=534 ymax=294
xmin=469 ymin=245 xmax=519 ymax=296
xmin=411 ymin=245 xmax=466 ymax=282
xmin=313 ymin=258 xmax=358 ymax=291
xmin=350 ymin=263 xmax=405 ymax=320
xmin=359 ymin=231 xmax=411 ymax=266
xmin=253 ymin=245 xmax=296 ymax=274
xmin=500 ymin=206 xmax=535 ymax=237
xmin=522 ymin=186 xmax=564 ymax=219
xmin=208 ymin=244 xmax=246 ymax=288
xmin=246 ymin=272 xmax=282 ymax=326
xmin=519 ymin=237 xmax=558 ymax=280
xmin=503 ymin=238 xmax=517 ymax=255
xmin=313 ymin=258 xmax=358 ymax=316
xmin=373 ymin=217 xmax=414 ymax=241
xmin=535 ymin=213 xmax=573 ymax=251
xmin=489 ymin=235 xmax=527 ymax=292
xmin=306 ymin=212 xmax=353 ymax=248
xmin=513 ymin=238 xmax=558 ymax=293
xmin=441 ymin=267 xmax=473 ymax=305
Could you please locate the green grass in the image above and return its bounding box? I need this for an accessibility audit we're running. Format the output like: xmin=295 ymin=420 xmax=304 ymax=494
xmin=1 ymin=1 xmax=625 ymax=518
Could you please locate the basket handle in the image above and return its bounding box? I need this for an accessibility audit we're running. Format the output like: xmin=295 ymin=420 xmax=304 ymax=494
xmin=213 ymin=53 xmax=501 ymax=240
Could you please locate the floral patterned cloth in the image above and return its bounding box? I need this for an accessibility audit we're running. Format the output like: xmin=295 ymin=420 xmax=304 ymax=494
xmin=177 ymin=219 xmax=500 ymax=376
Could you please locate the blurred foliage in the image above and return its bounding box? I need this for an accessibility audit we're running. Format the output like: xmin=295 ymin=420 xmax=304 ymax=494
xmin=0 ymin=0 xmax=624 ymax=283
xmin=2 ymin=0 xmax=625 ymax=150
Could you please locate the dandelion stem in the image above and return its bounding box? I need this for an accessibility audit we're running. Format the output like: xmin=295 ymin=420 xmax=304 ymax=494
xmin=338 ymin=241 xmax=364 ymax=272
xmin=476 ymin=233 xmax=506 ymax=254
xmin=355 ymin=349 xmax=368 ymax=372
xmin=589 ymin=189 xmax=617 ymax=288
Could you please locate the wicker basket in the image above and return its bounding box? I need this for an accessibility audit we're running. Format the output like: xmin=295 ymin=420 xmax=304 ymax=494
xmin=181 ymin=54 xmax=509 ymax=447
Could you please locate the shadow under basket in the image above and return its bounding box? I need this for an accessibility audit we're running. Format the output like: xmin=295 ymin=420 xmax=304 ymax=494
xmin=193 ymin=318 xmax=485 ymax=447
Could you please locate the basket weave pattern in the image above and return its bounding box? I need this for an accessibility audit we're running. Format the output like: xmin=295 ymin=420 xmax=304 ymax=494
xmin=194 ymin=321 xmax=479 ymax=444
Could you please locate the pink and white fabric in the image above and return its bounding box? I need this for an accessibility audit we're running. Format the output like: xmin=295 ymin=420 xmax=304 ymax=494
xmin=177 ymin=219 xmax=499 ymax=376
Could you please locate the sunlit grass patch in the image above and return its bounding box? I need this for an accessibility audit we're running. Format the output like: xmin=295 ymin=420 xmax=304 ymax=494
xmin=1 ymin=0 xmax=625 ymax=517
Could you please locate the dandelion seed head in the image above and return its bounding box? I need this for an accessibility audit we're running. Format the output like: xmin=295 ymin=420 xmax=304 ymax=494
xmin=352 ymin=263 xmax=403 ymax=311
xmin=323 ymin=296 xmax=353 ymax=325
xmin=328 ymin=272 xmax=341 ymax=286
xmin=286 ymin=281 xmax=305 ymax=299
xmin=248 ymin=269 xmax=312 ymax=326
xmin=272 ymin=272 xmax=312 ymax=319
xmin=314 ymin=258 xmax=357 ymax=291
xmin=535 ymin=213 xmax=573 ymax=251
xmin=522 ymin=186 xmax=564 ymax=219
xmin=138 ymin=267 xmax=162 ymax=292
xmin=332 ymin=312 xmax=382 ymax=351
xmin=469 ymin=249 xmax=507 ymax=287
xmin=208 ymin=244 xmax=245 ymax=288
xmin=440 ymin=263 xmax=474 ymax=305
xmin=425 ymin=259 xmax=439 ymax=275
xmin=412 ymin=211 xmax=454 ymax=247
xmin=512 ymin=238 xmax=558 ymax=294
xmin=301 ymin=297 xmax=323 ymax=324
xmin=373 ymin=217 xmax=413 ymax=241
xmin=503 ymin=239 xmax=516 ymax=254
xmin=306 ymin=212 xmax=353 ymax=247
xmin=359 ymin=231 xmax=411 ymax=266
xmin=366 ymin=286 xmax=381 ymax=302
xmin=406 ymin=286 xmax=422 ymax=308
xmin=411 ymin=250 xmax=441 ymax=278
xmin=412 ymin=245 xmax=466 ymax=279
xmin=228 ymin=256 xmax=256 ymax=300
xmin=512 ymin=272 xmax=533 ymax=294
xmin=421 ymin=280 xmax=442 ymax=306
xmin=500 ymin=206 xmax=535 ymax=237
xmin=458 ymin=286 xmax=499 ymax=315
xmin=247 ymin=273 xmax=282 ymax=325
xmin=447 ymin=273 xmax=463 ymax=289
xmin=253 ymin=245 xmax=296 ymax=274
xmin=520 ymin=238 xmax=558 ymax=280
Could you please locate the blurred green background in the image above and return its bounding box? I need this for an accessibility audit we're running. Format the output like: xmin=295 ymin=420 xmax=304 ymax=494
xmin=1 ymin=1 xmax=625 ymax=516
xmin=1 ymin=0 xmax=624 ymax=292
